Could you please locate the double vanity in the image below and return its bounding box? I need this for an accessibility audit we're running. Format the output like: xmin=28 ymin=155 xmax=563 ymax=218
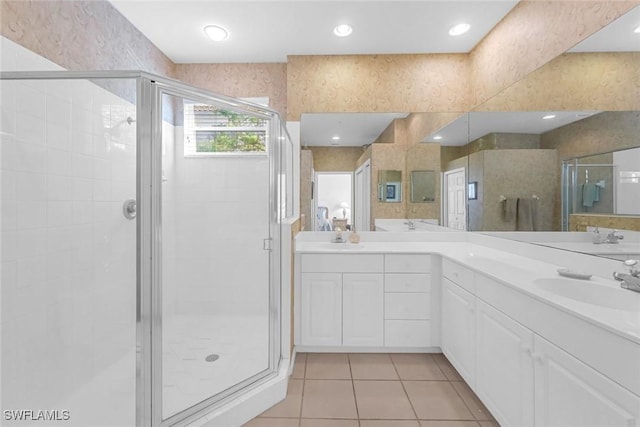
xmin=293 ymin=231 xmax=640 ymax=427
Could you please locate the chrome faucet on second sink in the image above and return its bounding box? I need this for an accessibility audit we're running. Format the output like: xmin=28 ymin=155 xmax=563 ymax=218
xmin=613 ymin=259 xmax=640 ymax=293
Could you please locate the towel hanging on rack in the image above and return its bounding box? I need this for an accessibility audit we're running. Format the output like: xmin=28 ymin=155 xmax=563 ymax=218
xmin=582 ymin=183 xmax=600 ymax=207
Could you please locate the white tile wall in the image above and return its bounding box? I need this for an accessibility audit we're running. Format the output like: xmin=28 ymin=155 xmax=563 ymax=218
xmin=1 ymin=36 xmax=136 ymax=426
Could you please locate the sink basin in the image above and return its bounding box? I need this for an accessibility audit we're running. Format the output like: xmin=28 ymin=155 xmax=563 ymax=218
xmin=533 ymin=278 xmax=640 ymax=311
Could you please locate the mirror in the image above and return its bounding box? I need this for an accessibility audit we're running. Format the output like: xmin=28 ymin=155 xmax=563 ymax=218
xmin=410 ymin=170 xmax=436 ymax=203
xmin=378 ymin=170 xmax=402 ymax=202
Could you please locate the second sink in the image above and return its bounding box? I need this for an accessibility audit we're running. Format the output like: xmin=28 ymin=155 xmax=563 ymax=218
xmin=533 ymin=277 xmax=640 ymax=311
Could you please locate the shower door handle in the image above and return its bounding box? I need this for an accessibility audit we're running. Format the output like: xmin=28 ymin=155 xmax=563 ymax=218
xmin=123 ymin=199 xmax=137 ymax=220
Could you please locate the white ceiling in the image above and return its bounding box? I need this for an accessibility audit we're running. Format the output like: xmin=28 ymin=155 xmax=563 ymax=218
xmin=109 ymin=0 xmax=519 ymax=63
xmin=301 ymin=112 xmax=409 ymax=147
xmin=109 ymin=1 xmax=639 ymax=146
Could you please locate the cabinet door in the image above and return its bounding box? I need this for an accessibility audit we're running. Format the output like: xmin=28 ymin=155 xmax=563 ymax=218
xmin=301 ymin=273 xmax=342 ymax=346
xmin=475 ymin=299 xmax=534 ymax=427
xmin=343 ymin=273 xmax=383 ymax=346
xmin=534 ymin=335 xmax=640 ymax=427
xmin=441 ymin=278 xmax=475 ymax=386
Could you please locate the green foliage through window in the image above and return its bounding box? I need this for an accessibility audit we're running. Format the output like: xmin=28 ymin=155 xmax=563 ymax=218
xmin=186 ymin=103 xmax=268 ymax=154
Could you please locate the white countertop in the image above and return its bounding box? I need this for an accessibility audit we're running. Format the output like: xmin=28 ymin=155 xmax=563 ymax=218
xmin=295 ymin=234 xmax=640 ymax=345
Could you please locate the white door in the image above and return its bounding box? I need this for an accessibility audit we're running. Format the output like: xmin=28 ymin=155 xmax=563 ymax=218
xmin=534 ymin=335 xmax=640 ymax=427
xmin=354 ymin=160 xmax=371 ymax=232
xmin=441 ymin=278 xmax=475 ymax=386
xmin=443 ymin=168 xmax=467 ymax=230
xmin=342 ymin=273 xmax=383 ymax=346
xmin=301 ymin=273 xmax=342 ymax=346
xmin=475 ymin=299 xmax=535 ymax=427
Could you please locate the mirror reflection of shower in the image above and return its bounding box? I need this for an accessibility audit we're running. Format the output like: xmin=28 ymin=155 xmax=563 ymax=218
xmin=562 ymin=146 xmax=640 ymax=230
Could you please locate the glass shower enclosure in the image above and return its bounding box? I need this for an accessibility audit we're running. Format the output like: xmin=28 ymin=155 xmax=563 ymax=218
xmin=562 ymin=158 xmax=616 ymax=231
xmin=0 ymin=70 xmax=290 ymax=426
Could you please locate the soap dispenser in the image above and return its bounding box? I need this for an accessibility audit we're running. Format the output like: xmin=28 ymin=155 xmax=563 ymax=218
xmin=349 ymin=226 xmax=360 ymax=244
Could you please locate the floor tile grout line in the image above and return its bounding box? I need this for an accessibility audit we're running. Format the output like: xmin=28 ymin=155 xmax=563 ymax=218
xmin=390 ymin=353 xmax=420 ymax=421
xmin=346 ymin=353 xmax=362 ymax=425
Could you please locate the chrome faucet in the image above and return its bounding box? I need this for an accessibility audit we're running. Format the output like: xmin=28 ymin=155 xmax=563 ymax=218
xmin=603 ymin=229 xmax=624 ymax=244
xmin=404 ymin=219 xmax=415 ymax=230
xmin=613 ymin=259 xmax=640 ymax=293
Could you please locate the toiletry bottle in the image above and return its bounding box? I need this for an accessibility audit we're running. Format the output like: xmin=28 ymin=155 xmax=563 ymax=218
xmin=349 ymin=226 xmax=360 ymax=244
xmin=592 ymin=225 xmax=601 ymax=244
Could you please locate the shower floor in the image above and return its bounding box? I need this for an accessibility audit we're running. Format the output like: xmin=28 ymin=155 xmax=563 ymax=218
xmin=47 ymin=313 xmax=269 ymax=426
xmin=162 ymin=313 xmax=271 ymax=419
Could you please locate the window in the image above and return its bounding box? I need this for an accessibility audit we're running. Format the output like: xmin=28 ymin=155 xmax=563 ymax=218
xmin=184 ymin=102 xmax=268 ymax=155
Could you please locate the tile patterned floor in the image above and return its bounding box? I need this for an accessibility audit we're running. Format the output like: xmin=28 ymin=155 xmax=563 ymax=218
xmin=243 ymin=353 xmax=500 ymax=427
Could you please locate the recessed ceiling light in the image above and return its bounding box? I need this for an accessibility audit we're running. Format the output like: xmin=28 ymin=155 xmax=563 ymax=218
xmin=448 ymin=23 xmax=470 ymax=36
xmin=333 ymin=24 xmax=353 ymax=37
xmin=433 ymin=135 xmax=443 ymax=140
xmin=542 ymin=114 xmax=556 ymax=120
xmin=204 ymin=25 xmax=229 ymax=42
xmin=634 ymin=25 xmax=640 ymax=34
xmin=332 ymin=136 xmax=341 ymax=140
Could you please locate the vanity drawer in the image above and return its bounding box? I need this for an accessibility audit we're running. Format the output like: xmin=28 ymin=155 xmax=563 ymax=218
xmin=385 ymin=273 xmax=430 ymax=293
xmin=385 ymin=254 xmax=431 ymax=273
xmin=443 ymin=258 xmax=475 ymax=293
xmin=385 ymin=293 xmax=430 ymax=320
xmin=301 ymin=254 xmax=383 ymax=273
xmin=385 ymin=320 xmax=431 ymax=347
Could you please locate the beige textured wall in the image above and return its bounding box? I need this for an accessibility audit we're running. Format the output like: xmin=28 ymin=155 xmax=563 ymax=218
xmin=569 ymin=214 xmax=640 ymax=232
xmin=175 ymin=64 xmax=288 ymax=119
xmin=286 ymin=54 xmax=470 ymax=121
xmin=469 ymin=1 xmax=638 ymax=108
xmin=476 ymin=52 xmax=640 ymax=112
xmin=468 ymin=133 xmax=541 ymax=154
xmin=541 ymin=111 xmax=640 ymax=160
xmin=406 ymin=144 xmax=441 ymax=221
xmin=1 ymin=0 xmax=175 ymax=76
xmin=371 ymin=144 xmax=406 ymax=222
xmin=308 ymin=147 xmax=365 ymax=172
xmin=482 ymin=150 xmax=557 ymax=232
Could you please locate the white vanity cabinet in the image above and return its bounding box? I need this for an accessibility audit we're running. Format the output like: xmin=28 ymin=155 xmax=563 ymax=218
xmin=471 ymin=272 xmax=640 ymax=427
xmin=299 ymin=254 xmax=384 ymax=347
xmin=441 ymin=259 xmax=476 ymax=387
xmin=475 ymin=298 xmax=534 ymax=427
xmin=300 ymin=272 xmax=343 ymax=346
xmin=343 ymin=273 xmax=384 ymax=346
xmin=298 ymin=252 xmax=432 ymax=349
xmin=384 ymin=254 xmax=432 ymax=347
xmin=533 ymin=335 xmax=640 ymax=427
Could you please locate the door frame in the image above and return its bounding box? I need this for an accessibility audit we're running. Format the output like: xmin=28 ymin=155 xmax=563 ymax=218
xmin=354 ymin=159 xmax=371 ymax=232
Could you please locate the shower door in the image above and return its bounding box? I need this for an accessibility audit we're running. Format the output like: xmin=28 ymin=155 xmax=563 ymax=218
xmin=149 ymin=82 xmax=279 ymax=426
xmin=562 ymin=160 xmax=616 ymax=231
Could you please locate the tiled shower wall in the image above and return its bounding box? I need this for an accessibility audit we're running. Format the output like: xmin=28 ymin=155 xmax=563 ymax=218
xmin=1 ymin=37 xmax=137 ymax=425
xmin=162 ymin=124 xmax=271 ymax=317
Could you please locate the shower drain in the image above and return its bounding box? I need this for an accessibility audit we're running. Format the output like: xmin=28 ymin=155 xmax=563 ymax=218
xmin=205 ymin=354 xmax=220 ymax=362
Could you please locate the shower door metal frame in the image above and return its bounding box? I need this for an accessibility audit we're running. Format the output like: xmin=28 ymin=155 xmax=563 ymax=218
xmin=147 ymin=79 xmax=282 ymax=427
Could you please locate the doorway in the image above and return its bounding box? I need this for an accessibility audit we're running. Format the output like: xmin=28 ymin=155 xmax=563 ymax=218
xmin=314 ymin=172 xmax=353 ymax=231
